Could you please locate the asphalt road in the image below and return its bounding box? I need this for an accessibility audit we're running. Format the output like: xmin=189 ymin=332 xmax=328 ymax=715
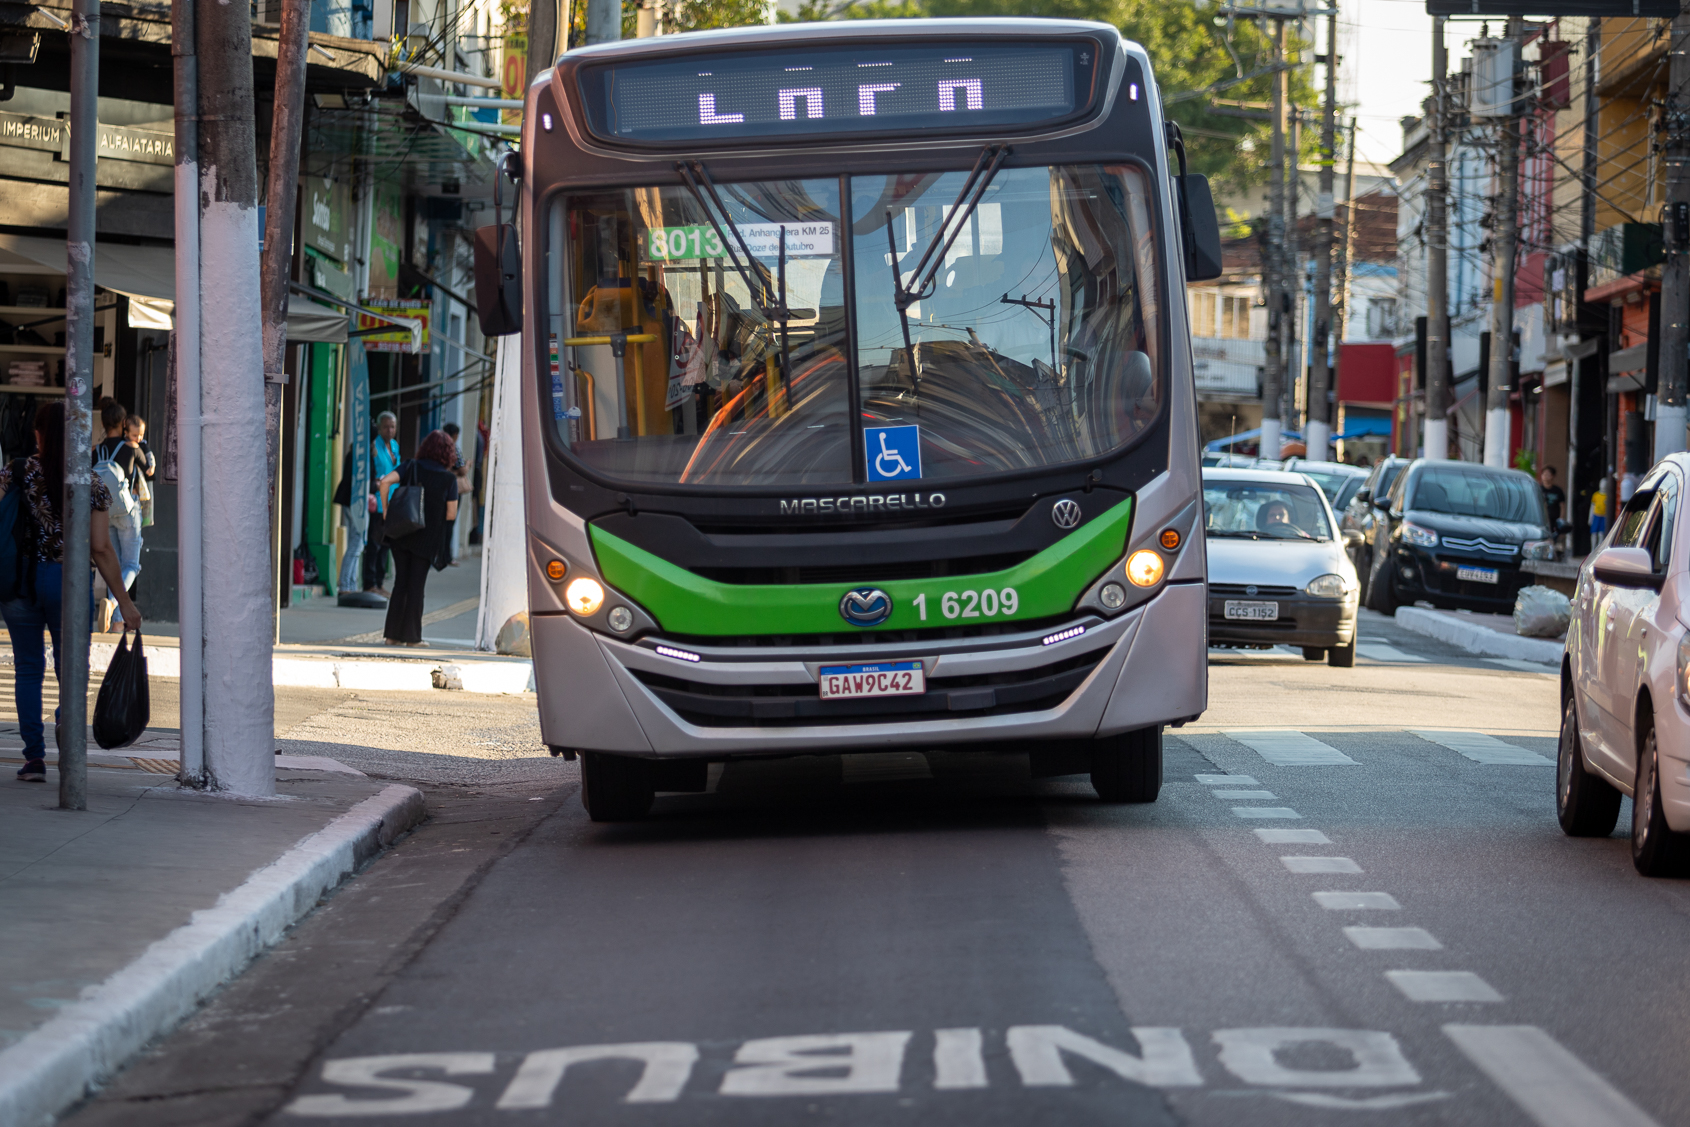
xmin=64 ymin=610 xmax=1690 ymax=1127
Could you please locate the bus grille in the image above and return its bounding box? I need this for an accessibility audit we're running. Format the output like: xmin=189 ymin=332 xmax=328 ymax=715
xmin=629 ymin=650 xmax=1106 ymax=728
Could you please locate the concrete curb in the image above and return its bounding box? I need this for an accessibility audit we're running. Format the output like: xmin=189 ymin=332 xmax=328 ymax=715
xmin=0 ymin=783 xmax=426 ymax=1127
xmin=1394 ymin=606 xmax=1565 ymax=666
xmin=74 ymin=645 xmax=535 ymax=695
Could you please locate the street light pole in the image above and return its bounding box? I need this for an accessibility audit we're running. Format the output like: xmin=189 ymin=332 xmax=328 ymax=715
xmin=172 ymin=0 xmax=203 ymax=787
xmin=1308 ymin=6 xmax=1340 ymax=463
xmin=1425 ymin=16 xmax=1451 ymax=461
xmin=1485 ymin=16 xmax=1524 ymax=468
xmin=1657 ymin=9 xmax=1690 ymax=460
xmin=60 ymin=0 xmax=99 ymax=812
xmin=1262 ymin=20 xmax=1287 ymax=461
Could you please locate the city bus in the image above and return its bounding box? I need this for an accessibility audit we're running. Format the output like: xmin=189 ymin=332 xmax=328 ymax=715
xmin=476 ymin=18 xmax=1223 ymax=820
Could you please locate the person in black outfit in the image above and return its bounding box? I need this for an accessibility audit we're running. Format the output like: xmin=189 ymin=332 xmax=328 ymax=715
xmin=374 ymin=429 xmax=460 ymax=646
xmin=1539 ymin=465 xmax=1566 ymax=526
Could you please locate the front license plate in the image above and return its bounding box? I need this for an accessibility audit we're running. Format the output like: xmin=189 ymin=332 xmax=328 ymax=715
xmin=818 ymin=661 xmax=926 ymax=700
xmin=1224 ymin=600 xmax=1279 ymax=621
xmin=1456 ymin=565 xmax=1499 ymax=584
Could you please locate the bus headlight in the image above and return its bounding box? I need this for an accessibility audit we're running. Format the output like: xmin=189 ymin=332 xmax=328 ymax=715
xmin=1306 ymin=573 xmax=1347 ymax=598
xmin=1126 ymin=550 xmax=1164 ymax=587
xmin=565 ymin=577 xmax=605 ymax=616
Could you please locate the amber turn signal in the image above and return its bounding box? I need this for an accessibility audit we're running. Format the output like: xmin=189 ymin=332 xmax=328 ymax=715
xmin=1126 ymin=549 xmax=1165 ymax=588
xmin=1159 ymin=528 xmax=1182 ymax=551
xmin=545 ymin=559 xmax=568 ymax=581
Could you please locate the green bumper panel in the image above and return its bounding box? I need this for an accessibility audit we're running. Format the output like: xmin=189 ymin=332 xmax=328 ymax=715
xmin=590 ymin=498 xmax=1133 ymax=636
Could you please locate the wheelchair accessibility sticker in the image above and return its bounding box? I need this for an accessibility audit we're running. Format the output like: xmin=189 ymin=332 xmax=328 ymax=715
xmin=865 ymin=425 xmax=922 ymax=482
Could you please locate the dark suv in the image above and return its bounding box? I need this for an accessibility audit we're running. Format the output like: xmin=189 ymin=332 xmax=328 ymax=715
xmin=1340 ymin=456 xmax=1410 ymax=605
xmin=1363 ymin=460 xmax=1556 ymax=614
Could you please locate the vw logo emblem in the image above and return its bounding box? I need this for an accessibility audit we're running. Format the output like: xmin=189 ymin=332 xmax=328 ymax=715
xmin=839 ymin=587 xmax=893 ymax=628
xmin=1051 ymin=498 xmax=1082 ymax=530
xmin=1246 ymin=584 xmax=1259 ymax=596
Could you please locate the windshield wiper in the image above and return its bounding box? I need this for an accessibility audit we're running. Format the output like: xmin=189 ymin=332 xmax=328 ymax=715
xmin=885 ymin=144 xmax=1011 ymax=383
xmin=1207 ymin=530 xmax=1261 ymax=540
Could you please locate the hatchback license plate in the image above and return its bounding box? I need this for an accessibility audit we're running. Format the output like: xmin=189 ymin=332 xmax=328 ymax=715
xmin=1456 ymin=565 xmax=1499 ymax=585
xmin=818 ymin=661 xmax=926 ymax=700
xmin=1224 ymin=600 xmax=1279 ymax=621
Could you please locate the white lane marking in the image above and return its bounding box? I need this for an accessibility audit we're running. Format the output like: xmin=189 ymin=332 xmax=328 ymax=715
xmin=1387 ymin=971 xmax=1504 ymax=1003
xmin=1281 ymin=856 xmax=1363 ymax=873
xmin=1233 ymin=807 xmax=1302 ymax=819
xmin=1314 ymin=891 xmax=1401 ymax=910
xmin=1410 ymin=730 xmax=1552 ymax=765
xmin=1007 ymin=1026 xmax=1202 ymax=1087
xmin=1344 ymin=926 xmax=1442 ymax=950
xmin=841 ymin=752 xmax=932 ymax=783
xmin=1272 ymin=1091 xmax=1452 ymax=1109
xmin=1445 ymin=1024 xmax=1665 ymax=1127
xmin=497 ymin=1043 xmax=698 ymax=1107
xmin=1482 ymin=658 xmax=1557 ymax=674
xmin=1212 ymin=1028 xmax=1421 ymax=1088
xmin=1356 ymin=643 xmax=1428 ymax=663
xmin=1256 ymin=828 xmax=1332 ymax=844
xmin=287 ymin=1054 xmax=496 ymax=1116
xmin=1213 ymin=789 xmax=1277 ymax=800
xmin=721 ymin=1033 xmax=911 ymax=1095
xmin=933 ymin=1028 xmax=987 ymax=1089
xmin=1196 ymin=774 xmax=1260 ymax=786
xmin=1226 ymin=730 xmax=1359 ymax=766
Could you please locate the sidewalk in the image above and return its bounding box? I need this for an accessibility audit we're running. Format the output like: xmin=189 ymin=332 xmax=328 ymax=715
xmin=0 ymin=744 xmax=424 ymax=1127
xmin=1393 ymin=604 xmax=1565 ymax=666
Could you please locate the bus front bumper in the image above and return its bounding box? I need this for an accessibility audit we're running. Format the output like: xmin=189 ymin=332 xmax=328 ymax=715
xmin=531 ymin=581 xmax=1208 ymax=758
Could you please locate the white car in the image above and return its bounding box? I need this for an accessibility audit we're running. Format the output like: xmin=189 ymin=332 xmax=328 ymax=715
xmin=1203 ymin=468 xmax=1361 ymax=666
xmin=1561 ymin=455 xmax=1690 ymax=875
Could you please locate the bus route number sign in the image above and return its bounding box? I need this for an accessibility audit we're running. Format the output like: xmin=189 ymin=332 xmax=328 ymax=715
xmin=649 ymin=223 xmax=834 ymax=262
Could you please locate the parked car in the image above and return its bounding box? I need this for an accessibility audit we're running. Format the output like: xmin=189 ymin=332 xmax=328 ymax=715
xmin=1362 ymin=459 xmax=1555 ymax=615
xmin=1560 ymin=456 xmax=1690 ymax=875
xmin=1203 ymin=468 xmax=1361 ymax=666
xmin=1339 ymin=455 xmax=1410 ymax=605
xmin=1283 ymin=459 xmax=1368 ymax=507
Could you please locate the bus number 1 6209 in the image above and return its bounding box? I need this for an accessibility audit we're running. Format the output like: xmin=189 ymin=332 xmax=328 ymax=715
xmin=912 ymin=588 xmax=1019 ymax=621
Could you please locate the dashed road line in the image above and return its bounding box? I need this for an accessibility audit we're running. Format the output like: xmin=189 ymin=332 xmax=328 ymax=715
xmin=1344 ymin=926 xmax=1442 ymax=950
xmin=1445 ymin=1024 xmax=1664 ymax=1127
xmin=1232 ymin=807 xmax=1302 ymax=819
xmin=1255 ymin=828 xmax=1331 ymax=844
xmin=1313 ymin=891 xmax=1401 ymax=910
xmin=1280 ymin=856 xmax=1362 ymax=873
xmin=1386 ymin=971 xmax=1504 ymax=1003
xmin=1195 ymin=774 xmax=1258 ymax=786
xmin=1410 ymin=730 xmax=1553 ymax=766
xmin=1225 ymin=730 xmax=1359 ymax=766
xmin=1213 ymin=789 xmax=1277 ymax=800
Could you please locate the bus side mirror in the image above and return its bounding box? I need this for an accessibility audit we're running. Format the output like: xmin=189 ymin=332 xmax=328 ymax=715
xmin=473 ymin=222 xmax=523 ymax=337
xmin=1182 ymin=173 xmax=1224 ymax=281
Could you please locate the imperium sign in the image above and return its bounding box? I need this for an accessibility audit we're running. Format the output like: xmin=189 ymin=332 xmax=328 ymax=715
xmin=0 ymin=112 xmax=65 ymax=152
xmin=0 ymin=113 xmax=173 ymax=163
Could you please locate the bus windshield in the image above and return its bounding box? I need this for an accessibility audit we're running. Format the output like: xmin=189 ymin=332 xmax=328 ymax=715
xmin=549 ymin=164 xmax=1161 ymax=487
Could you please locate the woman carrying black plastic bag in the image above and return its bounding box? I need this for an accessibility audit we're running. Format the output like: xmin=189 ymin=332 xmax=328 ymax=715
xmin=4 ymin=401 xmax=142 ymax=782
xmin=374 ymin=429 xmax=459 ymax=647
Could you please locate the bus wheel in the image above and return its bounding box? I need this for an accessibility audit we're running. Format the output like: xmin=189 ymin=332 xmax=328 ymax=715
xmin=1090 ymin=727 xmax=1162 ymax=803
xmin=581 ymin=753 xmax=655 ymax=822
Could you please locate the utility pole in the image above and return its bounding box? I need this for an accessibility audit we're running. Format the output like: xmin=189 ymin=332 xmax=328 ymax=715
xmin=1425 ymin=16 xmax=1451 ymax=460
xmin=586 ymin=0 xmax=619 ymax=45
xmin=60 ymin=0 xmax=99 ymax=812
xmin=1657 ymin=8 xmax=1690 ymax=459
xmin=1336 ymin=117 xmax=1359 ymax=344
xmin=1261 ymin=20 xmax=1287 ymax=461
xmin=1484 ymin=17 xmax=1524 ymax=468
xmin=1285 ymin=102 xmax=1302 ymax=438
xmin=1308 ymin=6 xmax=1339 ymax=464
xmin=263 ymin=0 xmax=309 ymax=629
xmin=198 ymin=0 xmax=276 ymax=796
xmin=172 ymin=0 xmax=203 ymax=787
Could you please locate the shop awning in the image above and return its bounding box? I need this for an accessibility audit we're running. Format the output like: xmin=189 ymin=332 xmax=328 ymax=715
xmin=0 ymin=233 xmax=348 ymax=343
xmin=1340 ymin=416 xmax=1392 ymax=438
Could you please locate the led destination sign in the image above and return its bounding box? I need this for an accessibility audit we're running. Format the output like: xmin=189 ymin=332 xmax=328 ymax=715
xmin=582 ymin=41 xmax=1096 ymax=143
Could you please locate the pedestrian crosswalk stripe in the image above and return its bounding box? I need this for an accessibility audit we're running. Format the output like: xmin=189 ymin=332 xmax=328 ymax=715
xmin=1226 ymin=730 xmax=1359 ymax=766
xmin=1410 ymin=730 xmax=1552 ymax=766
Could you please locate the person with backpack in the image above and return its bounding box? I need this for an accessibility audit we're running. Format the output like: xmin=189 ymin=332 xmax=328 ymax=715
xmin=92 ymin=400 xmax=142 ymax=632
xmin=3 ymin=401 xmax=141 ymax=782
xmin=373 ymin=429 xmax=459 ymax=646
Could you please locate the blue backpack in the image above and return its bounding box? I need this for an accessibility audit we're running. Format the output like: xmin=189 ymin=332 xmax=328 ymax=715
xmin=0 ymin=459 xmax=37 ymax=603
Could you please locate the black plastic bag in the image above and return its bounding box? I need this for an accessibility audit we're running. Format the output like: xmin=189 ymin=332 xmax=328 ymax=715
xmin=93 ymin=629 xmax=150 ymax=750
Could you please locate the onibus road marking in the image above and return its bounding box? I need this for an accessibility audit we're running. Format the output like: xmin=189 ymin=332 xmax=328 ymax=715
xmin=1410 ymin=730 xmax=1553 ymax=766
xmin=1224 ymin=730 xmax=1360 ymax=766
xmin=280 ymin=1023 xmax=1662 ymax=1125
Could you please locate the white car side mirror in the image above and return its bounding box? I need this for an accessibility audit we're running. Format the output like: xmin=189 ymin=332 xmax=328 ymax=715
xmin=1591 ymin=546 xmax=1663 ymax=591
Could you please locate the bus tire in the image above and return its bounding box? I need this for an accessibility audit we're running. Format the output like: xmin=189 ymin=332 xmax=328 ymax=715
xmin=1090 ymin=726 xmax=1162 ymax=803
xmin=581 ymin=752 xmax=655 ymax=822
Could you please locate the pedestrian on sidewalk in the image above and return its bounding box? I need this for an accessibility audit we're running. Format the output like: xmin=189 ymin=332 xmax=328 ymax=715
xmin=92 ymin=400 xmax=142 ymax=633
xmin=362 ymin=411 xmax=400 ymax=598
xmin=126 ymin=414 xmax=156 ymax=528
xmin=3 ymin=401 xmax=141 ymax=782
xmin=442 ymin=422 xmax=470 ymax=566
xmin=375 ymin=429 xmax=459 ymax=647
